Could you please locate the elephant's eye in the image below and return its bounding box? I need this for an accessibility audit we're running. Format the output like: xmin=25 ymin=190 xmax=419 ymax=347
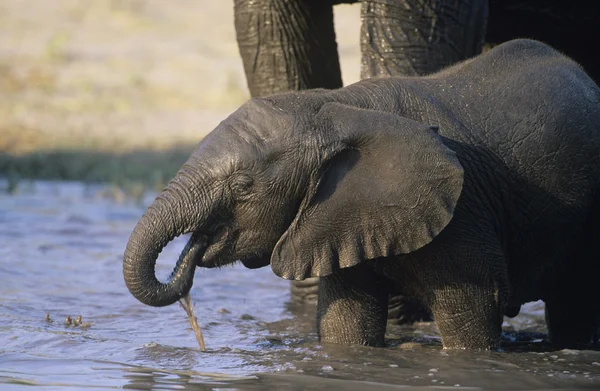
xmin=230 ymin=174 xmax=254 ymax=199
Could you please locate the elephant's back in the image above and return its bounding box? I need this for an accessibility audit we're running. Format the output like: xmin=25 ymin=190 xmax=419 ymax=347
xmin=339 ymin=39 xmax=600 ymax=203
xmin=429 ymin=39 xmax=600 ymax=206
xmin=422 ymin=40 xmax=600 ymax=295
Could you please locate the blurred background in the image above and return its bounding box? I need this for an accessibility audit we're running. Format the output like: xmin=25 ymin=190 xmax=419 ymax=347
xmin=0 ymin=0 xmax=361 ymax=193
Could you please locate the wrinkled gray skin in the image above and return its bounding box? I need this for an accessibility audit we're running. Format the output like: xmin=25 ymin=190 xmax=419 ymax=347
xmin=234 ymin=0 xmax=488 ymax=96
xmin=234 ymin=0 xmax=489 ymax=323
xmin=124 ymin=40 xmax=600 ymax=349
xmin=234 ymin=0 xmax=600 ymax=96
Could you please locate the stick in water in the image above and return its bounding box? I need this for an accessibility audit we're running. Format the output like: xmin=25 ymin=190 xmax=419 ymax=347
xmin=179 ymin=293 xmax=206 ymax=351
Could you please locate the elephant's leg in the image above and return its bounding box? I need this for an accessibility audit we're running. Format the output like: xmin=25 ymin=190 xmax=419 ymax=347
xmin=419 ymin=232 xmax=508 ymax=350
xmin=234 ymin=0 xmax=343 ymax=97
xmin=317 ymin=264 xmax=389 ymax=346
xmin=360 ymin=0 xmax=488 ymax=78
xmin=429 ymin=281 xmax=504 ymax=349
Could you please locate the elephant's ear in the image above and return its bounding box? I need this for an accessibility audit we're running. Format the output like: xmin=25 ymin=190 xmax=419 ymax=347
xmin=271 ymin=103 xmax=464 ymax=280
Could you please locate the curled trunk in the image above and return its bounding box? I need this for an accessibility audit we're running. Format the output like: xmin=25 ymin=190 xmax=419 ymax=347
xmin=123 ymin=185 xmax=203 ymax=307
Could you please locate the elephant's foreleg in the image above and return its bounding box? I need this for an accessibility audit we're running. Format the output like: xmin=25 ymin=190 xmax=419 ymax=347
xmin=317 ymin=264 xmax=389 ymax=346
xmin=423 ymin=235 xmax=508 ymax=350
xmin=360 ymin=0 xmax=488 ymax=78
xmin=234 ymin=0 xmax=343 ymax=97
xmin=430 ymin=281 xmax=503 ymax=350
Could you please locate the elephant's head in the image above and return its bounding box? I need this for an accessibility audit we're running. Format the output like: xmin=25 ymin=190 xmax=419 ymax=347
xmin=123 ymin=96 xmax=464 ymax=307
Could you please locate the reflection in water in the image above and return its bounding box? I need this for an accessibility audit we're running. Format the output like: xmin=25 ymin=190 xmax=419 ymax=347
xmin=1 ymin=181 xmax=600 ymax=390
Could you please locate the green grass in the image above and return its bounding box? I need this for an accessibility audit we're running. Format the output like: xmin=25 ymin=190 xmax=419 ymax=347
xmin=0 ymin=144 xmax=195 ymax=195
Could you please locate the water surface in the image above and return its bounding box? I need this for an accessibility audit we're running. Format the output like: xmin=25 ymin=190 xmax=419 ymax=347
xmin=1 ymin=181 xmax=599 ymax=390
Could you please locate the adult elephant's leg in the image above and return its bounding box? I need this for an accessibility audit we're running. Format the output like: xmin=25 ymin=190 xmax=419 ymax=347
xmin=431 ymin=279 xmax=504 ymax=349
xmin=317 ymin=264 xmax=390 ymax=346
xmin=360 ymin=0 xmax=488 ymax=78
xmin=234 ymin=0 xmax=343 ymax=97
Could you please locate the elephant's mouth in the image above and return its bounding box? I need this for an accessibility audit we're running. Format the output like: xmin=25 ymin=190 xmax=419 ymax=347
xmin=196 ymin=225 xmax=232 ymax=267
xmin=195 ymin=225 xmax=270 ymax=269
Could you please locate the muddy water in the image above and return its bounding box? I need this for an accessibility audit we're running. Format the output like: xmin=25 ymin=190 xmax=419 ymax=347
xmin=1 ymin=180 xmax=599 ymax=391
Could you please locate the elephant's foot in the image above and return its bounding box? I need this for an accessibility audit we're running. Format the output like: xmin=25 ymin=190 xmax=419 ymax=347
xmin=317 ymin=265 xmax=389 ymax=346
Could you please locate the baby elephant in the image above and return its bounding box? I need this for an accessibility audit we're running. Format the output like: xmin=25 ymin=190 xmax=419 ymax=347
xmin=123 ymin=39 xmax=600 ymax=350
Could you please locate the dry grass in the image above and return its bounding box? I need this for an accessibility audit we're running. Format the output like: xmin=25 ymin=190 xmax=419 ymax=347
xmin=0 ymin=0 xmax=361 ymax=189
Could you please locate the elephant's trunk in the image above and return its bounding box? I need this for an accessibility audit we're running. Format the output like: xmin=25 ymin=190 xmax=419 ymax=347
xmin=123 ymin=177 xmax=204 ymax=307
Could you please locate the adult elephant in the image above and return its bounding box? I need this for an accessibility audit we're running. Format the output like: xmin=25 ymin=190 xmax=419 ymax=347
xmin=123 ymin=40 xmax=600 ymax=349
xmin=233 ymin=0 xmax=489 ymax=322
